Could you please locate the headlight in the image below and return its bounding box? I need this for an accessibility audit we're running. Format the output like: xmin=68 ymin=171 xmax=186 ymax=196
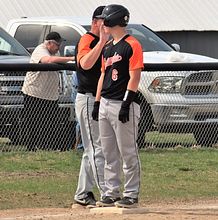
xmin=148 ymin=76 xmax=184 ymax=93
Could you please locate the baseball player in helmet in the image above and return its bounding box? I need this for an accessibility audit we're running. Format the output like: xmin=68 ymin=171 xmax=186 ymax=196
xmin=93 ymin=4 xmax=144 ymax=208
xmin=73 ymin=6 xmax=110 ymax=208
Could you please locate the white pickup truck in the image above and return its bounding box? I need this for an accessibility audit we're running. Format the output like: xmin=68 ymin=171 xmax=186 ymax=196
xmin=6 ymin=16 xmax=218 ymax=146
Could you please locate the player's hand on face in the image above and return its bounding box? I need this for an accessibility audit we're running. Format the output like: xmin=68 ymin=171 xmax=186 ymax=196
xmin=99 ymin=23 xmax=110 ymax=44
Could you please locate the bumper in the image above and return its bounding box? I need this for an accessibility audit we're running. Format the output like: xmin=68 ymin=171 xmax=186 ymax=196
xmin=151 ymin=103 xmax=218 ymax=133
xmin=0 ymin=103 xmax=75 ymax=135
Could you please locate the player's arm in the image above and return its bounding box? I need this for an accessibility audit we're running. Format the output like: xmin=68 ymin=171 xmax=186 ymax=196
xmin=92 ymin=70 xmax=105 ymax=121
xmin=40 ymin=55 xmax=75 ymax=63
xmin=80 ymin=24 xmax=109 ymax=70
xmin=96 ymin=71 xmax=105 ymax=101
xmin=96 ymin=54 xmax=106 ymax=102
xmin=92 ymin=55 xmax=105 ymax=121
xmin=118 ymin=69 xmax=141 ymax=123
xmin=80 ymin=42 xmax=105 ymax=70
xmin=118 ymin=39 xmax=143 ymax=123
xmin=127 ymin=69 xmax=141 ymax=92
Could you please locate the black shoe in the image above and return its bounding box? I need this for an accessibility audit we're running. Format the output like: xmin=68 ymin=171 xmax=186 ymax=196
xmin=115 ymin=197 xmax=138 ymax=208
xmin=96 ymin=196 xmax=121 ymax=207
xmin=74 ymin=192 xmax=96 ymax=208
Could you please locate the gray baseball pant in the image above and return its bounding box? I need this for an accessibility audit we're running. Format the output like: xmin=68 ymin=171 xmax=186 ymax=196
xmin=74 ymin=93 xmax=106 ymax=200
xmin=99 ymin=97 xmax=141 ymax=199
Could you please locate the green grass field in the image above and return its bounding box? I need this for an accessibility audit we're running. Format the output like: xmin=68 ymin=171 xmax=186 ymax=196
xmin=0 ymin=147 xmax=217 ymax=210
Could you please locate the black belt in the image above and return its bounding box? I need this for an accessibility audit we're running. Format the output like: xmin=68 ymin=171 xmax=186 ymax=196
xmin=78 ymin=90 xmax=96 ymax=97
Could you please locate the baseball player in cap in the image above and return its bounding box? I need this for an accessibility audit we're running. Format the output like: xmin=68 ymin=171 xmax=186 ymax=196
xmin=73 ymin=6 xmax=110 ymax=208
xmin=93 ymin=4 xmax=144 ymax=208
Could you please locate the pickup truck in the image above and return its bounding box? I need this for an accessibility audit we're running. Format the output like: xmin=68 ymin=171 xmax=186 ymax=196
xmin=6 ymin=17 xmax=218 ymax=146
xmin=0 ymin=25 xmax=75 ymax=150
xmin=0 ymin=26 xmax=29 ymax=145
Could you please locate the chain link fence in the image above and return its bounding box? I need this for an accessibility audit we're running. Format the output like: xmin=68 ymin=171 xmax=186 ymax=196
xmin=0 ymin=63 xmax=218 ymax=152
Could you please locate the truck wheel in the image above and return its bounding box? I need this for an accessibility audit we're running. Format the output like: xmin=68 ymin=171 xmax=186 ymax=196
xmin=9 ymin=134 xmax=20 ymax=145
xmin=51 ymin=121 xmax=76 ymax=151
xmin=23 ymin=121 xmax=76 ymax=151
xmin=8 ymin=123 xmax=24 ymax=145
xmin=193 ymin=128 xmax=218 ymax=146
xmin=137 ymin=94 xmax=154 ymax=148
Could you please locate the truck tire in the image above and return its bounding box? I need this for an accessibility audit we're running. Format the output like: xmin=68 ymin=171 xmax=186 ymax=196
xmin=8 ymin=123 xmax=24 ymax=146
xmin=137 ymin=94 xmax=154 ymax=148
xmin=22 ymin=120 xmax=76 ymax=151
xmin=193 ymin=128 xmax=218 ymax=146
xmin=50 ymin=121 xmax=76 ymax=151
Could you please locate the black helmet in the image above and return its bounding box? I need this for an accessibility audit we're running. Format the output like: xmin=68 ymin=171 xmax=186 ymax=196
xmin=96 ymin=4 xmax=130 ymax=27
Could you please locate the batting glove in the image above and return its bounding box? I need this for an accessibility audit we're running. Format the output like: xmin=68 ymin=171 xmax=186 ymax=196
xmin=118 ymin=90 xmax=136 ymax=123
xmin=92 ymin=101 xmax=100 ymax=121
xmin=118 ymin=104 xmax=130 ymax=123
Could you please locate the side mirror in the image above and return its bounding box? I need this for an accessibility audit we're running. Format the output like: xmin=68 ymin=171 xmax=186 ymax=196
xmin=64 ymin=45 xmax=76 ymax=57
xmin=171 ymin=43 xmax=180 ymax=52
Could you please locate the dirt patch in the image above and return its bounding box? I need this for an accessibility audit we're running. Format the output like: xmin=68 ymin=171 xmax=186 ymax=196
xmin=0 ymin=171 xmax=66 ymax=179
xmin=0 ymin=200 xmax=217 ymax=220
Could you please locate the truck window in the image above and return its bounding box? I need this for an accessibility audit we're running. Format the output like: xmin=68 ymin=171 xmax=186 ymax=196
xmin=0 ymin=27 xmax=29 ymax=56
xmin=50 ymin=26 xmax=81 ymax=56
xmin=14 ymin=24 xmax=45 ymax=50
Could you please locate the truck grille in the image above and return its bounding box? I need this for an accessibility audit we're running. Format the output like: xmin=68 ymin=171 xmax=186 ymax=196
xmin=184 ymin=85 xmax=212 ymax=95
xmin=187 ymin=71 xmax=213 ymax=82
xmin=0 ymin=72 xmax=25 ymax=96
xmin=183 ymin=71 xmax=218 ymax=95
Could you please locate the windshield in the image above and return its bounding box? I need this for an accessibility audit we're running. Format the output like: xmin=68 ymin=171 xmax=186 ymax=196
xmin=82 ymin=24 xmax=174 ymax=52
xmin=0 ymin=27 xmax=29 ymax=56
xmin=127 ymin=24 xmax=174 ymax=52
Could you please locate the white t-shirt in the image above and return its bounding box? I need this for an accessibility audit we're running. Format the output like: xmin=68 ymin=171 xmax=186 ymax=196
xmin=22 ymin=43 xmax=60 ymax=100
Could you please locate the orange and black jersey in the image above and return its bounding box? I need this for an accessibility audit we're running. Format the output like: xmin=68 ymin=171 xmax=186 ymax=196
xmin=101 ymin=34 xmax=144 ymax=101
xmin=76 ymin=32 xmax=102 ymax=95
